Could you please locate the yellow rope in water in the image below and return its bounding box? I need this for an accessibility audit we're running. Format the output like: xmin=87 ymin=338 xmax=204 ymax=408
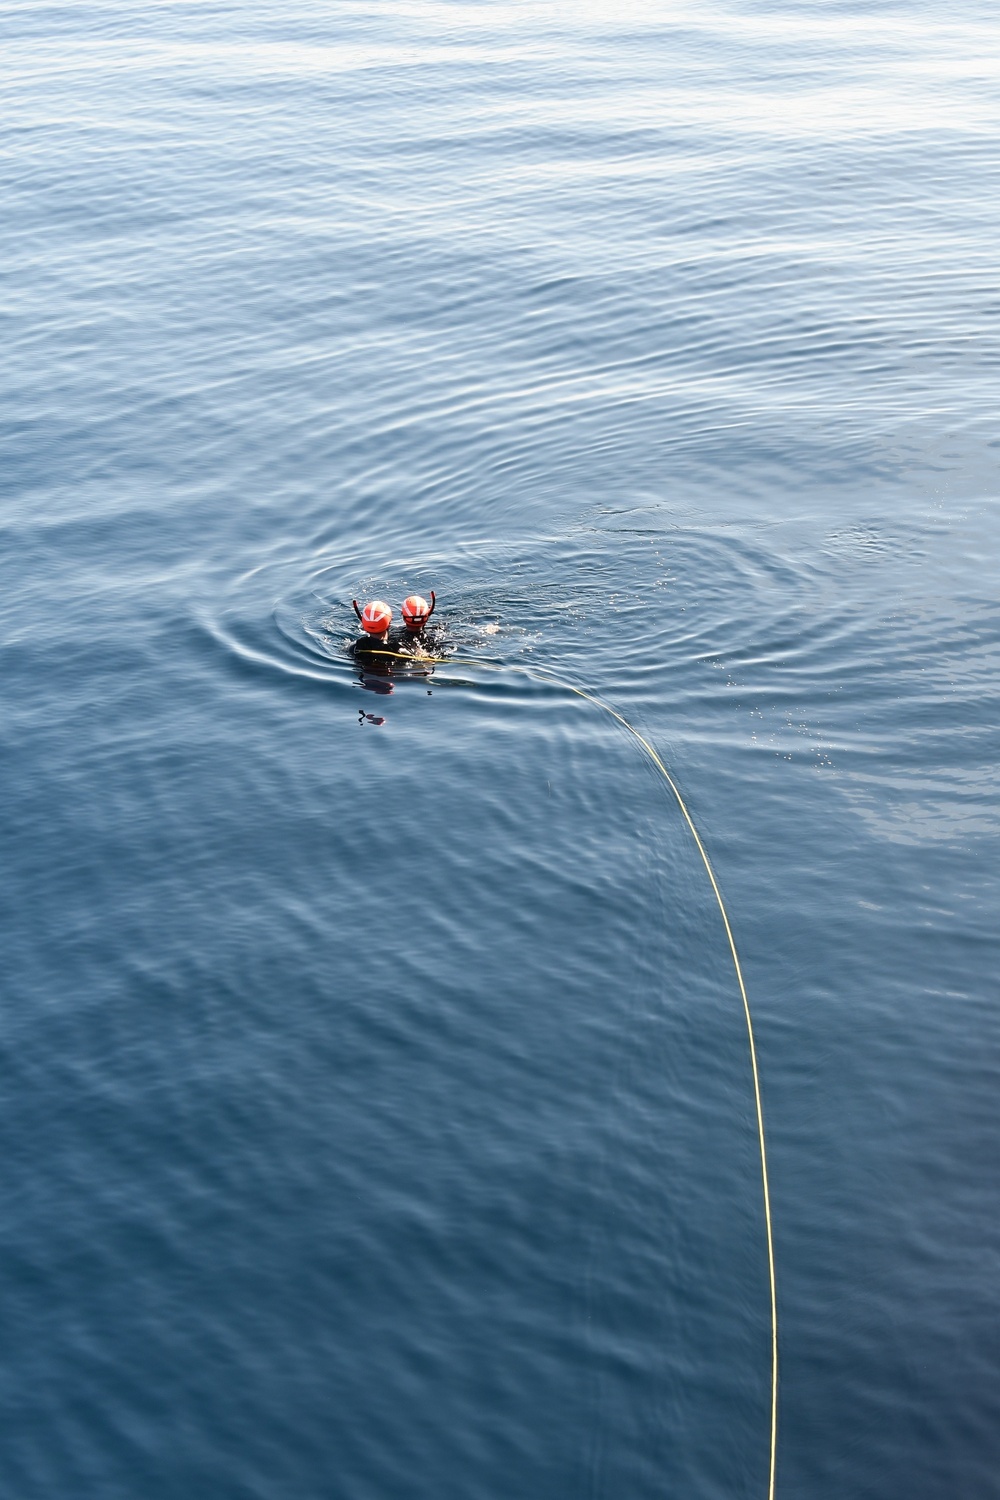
xmin=357 ymin=646 xmax=779 ymax=1498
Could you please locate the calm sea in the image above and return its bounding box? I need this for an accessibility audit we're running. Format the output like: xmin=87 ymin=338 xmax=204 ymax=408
xmin=3 ymin=2 xmax=999 ymax=1495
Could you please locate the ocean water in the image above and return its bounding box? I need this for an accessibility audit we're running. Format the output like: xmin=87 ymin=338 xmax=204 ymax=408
xmin=3 ymin=1 xmax=999 ymax=1495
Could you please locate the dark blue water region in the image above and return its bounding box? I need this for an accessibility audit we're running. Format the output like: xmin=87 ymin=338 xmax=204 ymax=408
xmin=2 ymin=1 xmax=1000 ymax=1496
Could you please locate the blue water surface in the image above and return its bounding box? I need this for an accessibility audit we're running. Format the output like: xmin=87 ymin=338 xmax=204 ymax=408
xmin=2 ymin=2 xmax=999 ymax=1496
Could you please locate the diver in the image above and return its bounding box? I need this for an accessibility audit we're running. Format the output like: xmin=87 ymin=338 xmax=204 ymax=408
xmin=351 ymin=598 xmax=395 ymax=662
xmin=396 ymin=592 xmax=438 ymax=656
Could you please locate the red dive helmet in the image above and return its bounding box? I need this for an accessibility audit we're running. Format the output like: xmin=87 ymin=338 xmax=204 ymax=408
xmin=353 ymin=599 xmax=392 ymax=635
xmin=401 ymin=591 xmax=436 ymax=632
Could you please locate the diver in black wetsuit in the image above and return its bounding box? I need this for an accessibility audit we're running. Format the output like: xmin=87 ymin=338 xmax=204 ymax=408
xmin=350 ymin=599 xmax=395 ymax=662
xmin=393 ymin=592 xmax=439 ymax=659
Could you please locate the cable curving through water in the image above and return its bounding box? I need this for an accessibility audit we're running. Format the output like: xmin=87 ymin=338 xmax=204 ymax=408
xmin=356 ymin=646 xmax=779 ymax=1499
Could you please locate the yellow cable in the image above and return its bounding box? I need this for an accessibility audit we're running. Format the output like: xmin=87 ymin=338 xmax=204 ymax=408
xmin=355 ymin=645 xmax=779 ymax=1498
